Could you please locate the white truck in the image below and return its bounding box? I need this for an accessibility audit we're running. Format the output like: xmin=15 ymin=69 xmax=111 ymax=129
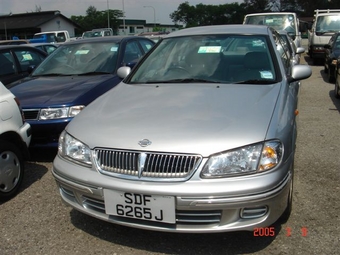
xmin=243 ymin=12 xmax=301 ymax=48
xmin=82 ymin=28 xmax=113 ymax=38
xmin=30 ymin=30 xmax=71 ymax=43
xmin=308 ymin=9 xmax=340 ymax=64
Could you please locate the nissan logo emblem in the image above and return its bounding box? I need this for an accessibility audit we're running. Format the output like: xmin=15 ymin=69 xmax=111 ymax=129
xmin=138 ymin=139 xmax=152 ymax=147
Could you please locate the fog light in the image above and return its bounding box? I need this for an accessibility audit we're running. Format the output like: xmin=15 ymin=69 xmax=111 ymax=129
xmin=240 ymin=206 xmax=268 ymax=219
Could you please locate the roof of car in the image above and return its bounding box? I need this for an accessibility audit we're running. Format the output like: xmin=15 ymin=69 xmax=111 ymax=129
xmin=0 ymin=39 xmax=29 ymax=45
xmin=64 ymin=36 xmax=153 ymax=45
xmin=167 ymin=24 xmax=271 ymax=37
xmin=0 ymin=44 xmax=49 ymax=53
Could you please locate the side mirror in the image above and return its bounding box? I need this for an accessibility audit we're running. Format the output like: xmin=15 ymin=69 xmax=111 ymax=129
xmin=27 ymin=65 xmax=35 ymax=74
xmin=289 ymin=65 xmax=312 ymax=82
xmin=324 ymin=44 xmax=331 ymax=49
xmin=296 ymin=47 xmax=305 ymax=54
xmin=117 ymin=66 xmax=131 ymax=79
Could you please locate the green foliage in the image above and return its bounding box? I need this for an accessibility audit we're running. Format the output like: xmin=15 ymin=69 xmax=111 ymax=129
xmin=169 ymin=1 xmax=253 ymax=27
xmin=169 ymin=0 xmax=340 ymax=27
xmin=70 ymin=6 xmax=123 ymax=34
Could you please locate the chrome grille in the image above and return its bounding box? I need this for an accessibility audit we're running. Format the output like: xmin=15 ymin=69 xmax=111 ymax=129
xmin=23 ymin=109 xmax=40 ymax=120
xmin=94 ymin=148 xmax=202 ymax=181
xmin=176 ymin=210 xmax=222 ymax=224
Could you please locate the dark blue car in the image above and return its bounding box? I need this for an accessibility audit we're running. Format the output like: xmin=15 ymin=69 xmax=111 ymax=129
xmin=8 ymin=36 xmax=155 ymax=148
xmin=324 ymin=32 xmax=340 ymax=83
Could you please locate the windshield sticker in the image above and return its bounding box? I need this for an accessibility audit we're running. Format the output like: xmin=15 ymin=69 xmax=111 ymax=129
xmin=22 ymin=54 xmax=33 ymax=60
xmin=260 ymin=71 xmax=273 ymax=79
xmin=75 ymin=49 xmax=90 ymax=55
xmin=110 ymin=46 xmax=118 ymax=52
xmin=198 ymin=46 xmax=221 ymax=53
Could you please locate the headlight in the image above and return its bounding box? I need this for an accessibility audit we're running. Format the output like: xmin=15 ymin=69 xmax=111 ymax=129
xmin=40 ymin=105 xmax=85 ymax=120
xmin=313 ymin=46 xmax=324 ymax=51
xmin=58 ymin=130 xmax=92 ymax=166
xmin=201 ymin=141 xmax=282 ymax=178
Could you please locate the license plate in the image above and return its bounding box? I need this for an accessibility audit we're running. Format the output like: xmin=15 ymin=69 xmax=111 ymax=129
xmin=104 ymin=190 xmax=176 ymax=224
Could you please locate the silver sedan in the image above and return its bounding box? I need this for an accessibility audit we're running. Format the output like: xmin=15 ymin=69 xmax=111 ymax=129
xmin=52 ymin=25 xmax=312 ymax=233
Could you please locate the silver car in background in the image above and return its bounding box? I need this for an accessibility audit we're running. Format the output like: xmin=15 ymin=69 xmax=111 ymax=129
xmin=278 ymin=30 xmax=305 ymax=65
xmin=52 ymin=25 xmax=312 ymax=233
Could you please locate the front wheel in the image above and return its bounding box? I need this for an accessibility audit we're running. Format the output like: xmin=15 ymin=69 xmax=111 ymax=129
xmin=0 ymin=141 xmax=25 ymax=200
xmin=324 ymin=63 xmax=328 ymax=73
xmin=335 ymin=77 xmax=340 ymax=99
xmin=328 ymin=67 xmax=335 ymax=83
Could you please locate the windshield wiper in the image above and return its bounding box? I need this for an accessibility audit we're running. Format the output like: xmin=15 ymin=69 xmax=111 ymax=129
xmin=77 ymin=71 xmax=111 ymax=76
xmin=233 ymin=79 xmax=275 ymax=84
xmin=145 ymin=78 xmax=221 ymax=84
xmin=32 ymin=73 xmax=73 ymax=77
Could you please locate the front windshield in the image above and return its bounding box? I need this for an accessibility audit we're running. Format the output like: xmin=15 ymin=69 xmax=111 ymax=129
xmin=246 ymin=14 xmax=297 ymax=35
xmin=32 ymin=41 xmax=119 ymax=76
xmin=316 ymin=15 xmax=340 ymax=33
xmin=130 ymin=35 xmax=276 ymax=84
xmin=82 ymin=31 xmax=93 ymax=38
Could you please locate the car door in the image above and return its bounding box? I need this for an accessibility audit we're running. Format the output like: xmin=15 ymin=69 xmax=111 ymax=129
xmin=324 ymin=34 xmax=336 ymax=70
xmin=138 ymin=38 xmax=155 ymax=54
xmin=0 ymin=50 xmax=18 ymax=86
xmin=12 ymin=48 xmax=47 ymax=77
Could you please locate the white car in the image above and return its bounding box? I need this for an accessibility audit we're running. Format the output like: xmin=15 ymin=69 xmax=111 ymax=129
xmin=0 ymin=82 xmax=31 ymax=200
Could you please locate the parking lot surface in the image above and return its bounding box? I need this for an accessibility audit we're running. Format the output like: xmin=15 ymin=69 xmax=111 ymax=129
xmin=0 ymin=41 xmax=339 ymax=254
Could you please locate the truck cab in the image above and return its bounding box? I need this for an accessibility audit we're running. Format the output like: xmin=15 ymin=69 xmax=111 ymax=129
xmin=30 ymin=31 xmax=70 ymax=44
xmin=308 ymin=9 xmax=340 ymax=64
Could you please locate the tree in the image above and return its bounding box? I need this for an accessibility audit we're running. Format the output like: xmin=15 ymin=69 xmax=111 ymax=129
xmin=243 ymin=0 xmax=269 ymax=13
xmin=296 ymin=0 xmax=338 ymax=17
xmin=70 ymin=6 xmax=123 ymax=34
xmin=169 ymin=1 xmax=248 ymax=27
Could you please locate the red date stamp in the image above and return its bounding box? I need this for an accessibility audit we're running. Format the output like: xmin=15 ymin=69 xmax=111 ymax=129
xmin=253 ymin=227 xmax=276 ymax=236
xmin=253 ymin=227 xmax=308 ymax=237
xmin=285 ymin=227 xmax=308 ymax=237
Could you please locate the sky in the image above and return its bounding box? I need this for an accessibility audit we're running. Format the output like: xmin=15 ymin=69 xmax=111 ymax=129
xmin=0 ymin=0 xmax=242 ymax=24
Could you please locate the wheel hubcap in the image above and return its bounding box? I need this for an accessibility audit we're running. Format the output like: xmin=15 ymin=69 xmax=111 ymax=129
xmin=0 ymin=150 xmax=21 ymax=193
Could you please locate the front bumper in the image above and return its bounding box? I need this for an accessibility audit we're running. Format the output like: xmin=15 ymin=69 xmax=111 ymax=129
xmin=311 ymin=45 xmax=325 ymax=59
xmin=52 ymin=155 xmax=292 ymax=233
xmin=27 ymin=118 xmax=70 ymax=148
xmin=19 ymin=122 xmax=32 ymax=159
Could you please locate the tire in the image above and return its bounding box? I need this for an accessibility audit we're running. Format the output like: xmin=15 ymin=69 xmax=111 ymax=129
xmin=328 ymin=68 xmax=335 ymax=83
xmin=0 ymin=141 xmax=25 ymax=200
xmin=335 ymin=77 xmax=340 ymax=99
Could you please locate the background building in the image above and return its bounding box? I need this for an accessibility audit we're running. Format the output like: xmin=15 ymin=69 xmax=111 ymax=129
xmin=0 ymin=11 xmax=80 ymax=40
xmin=0 ymin=10 xmax=181 ymax=40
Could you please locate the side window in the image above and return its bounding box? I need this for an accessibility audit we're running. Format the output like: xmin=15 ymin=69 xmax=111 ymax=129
xmin=335 ymin=35 xmax=340 ymax=49
xmin=139 ymin=39 xmax=155 ymax=53
xmin=45 ymin=46 xmax=57 ymax=55
xmin=0 ymin=52 xmax=15 ymax=76
xmin=274 ymin=32 xmax=291 ymax=73
xmin=123 ymin=41 xmax=143 ymax=64
xmin=57 ymin=33 xmax=66 ymax=42
xmin=13 ymin=49 xmax=45 ymax=71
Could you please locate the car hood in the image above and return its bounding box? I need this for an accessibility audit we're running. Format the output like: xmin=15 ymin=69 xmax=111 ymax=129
xmin=9 ymin=75 xmax=114 ymax=108
xmin=67 ymin=82 xmax=282 ymax=156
